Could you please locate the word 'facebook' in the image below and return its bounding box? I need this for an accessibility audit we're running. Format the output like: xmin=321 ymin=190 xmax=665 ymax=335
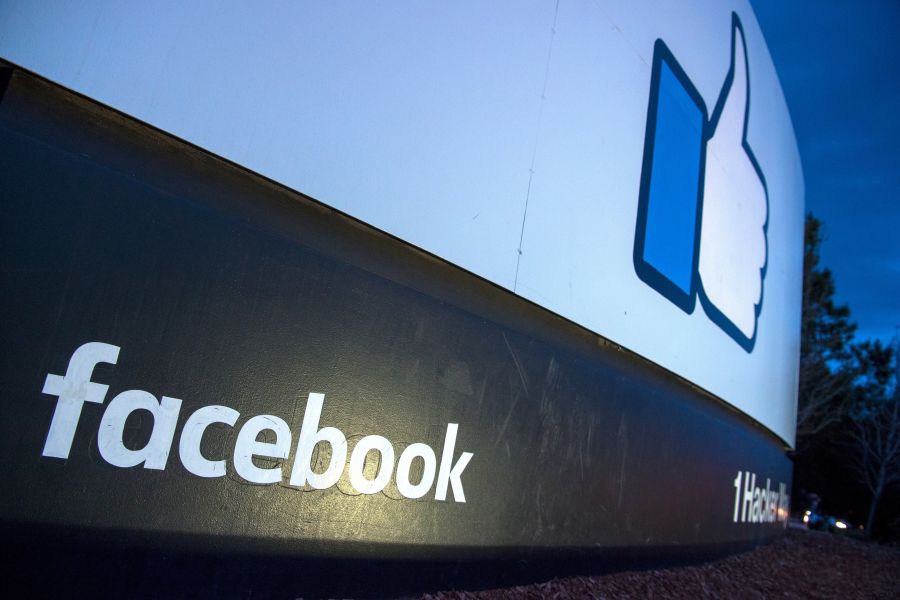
xmin=40 ymin=341 xmax=474 ymax=502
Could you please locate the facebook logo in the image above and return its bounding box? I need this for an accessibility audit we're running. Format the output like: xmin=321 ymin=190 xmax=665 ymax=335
xmin=634 ymin=14 xmax=768 ymax=352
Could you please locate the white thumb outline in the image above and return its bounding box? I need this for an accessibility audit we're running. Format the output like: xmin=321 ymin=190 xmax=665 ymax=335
xmin=697 ymin=13 xmax=769 ymax=352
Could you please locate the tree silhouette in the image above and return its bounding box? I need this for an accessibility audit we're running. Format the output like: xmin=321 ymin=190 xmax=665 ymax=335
xmin=848 ymin=339 xmax=900 ymax=536
xmin=796 ymin=214 xmax=857 ymax=440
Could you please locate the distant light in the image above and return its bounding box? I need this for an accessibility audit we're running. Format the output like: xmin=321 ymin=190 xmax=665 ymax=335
xmin=802 ymin=514 xmax=809 ymax=524
xmin=835 ymin=521 xmax=847 ymax=530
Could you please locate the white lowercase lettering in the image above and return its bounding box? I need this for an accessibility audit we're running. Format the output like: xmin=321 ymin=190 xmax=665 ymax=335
xmin=41 ymin=342 xmax=474 ymax=502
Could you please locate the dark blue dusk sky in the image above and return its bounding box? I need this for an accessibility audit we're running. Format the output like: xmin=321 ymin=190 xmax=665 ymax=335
xmin=753 ymin=0 xmax=900 ymax=343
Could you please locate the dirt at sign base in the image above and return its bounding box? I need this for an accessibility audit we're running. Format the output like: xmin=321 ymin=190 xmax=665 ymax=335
xmin=424 ymin=529 xmax=900 ymax=599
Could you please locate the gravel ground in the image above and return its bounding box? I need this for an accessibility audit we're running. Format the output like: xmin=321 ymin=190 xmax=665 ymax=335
xmin=423 ymin=529 xmax=900 ymax=599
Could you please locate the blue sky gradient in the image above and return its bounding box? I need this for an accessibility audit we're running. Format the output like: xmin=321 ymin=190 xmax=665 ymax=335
xmin=753 ymin=0 xmax=900 ymax=343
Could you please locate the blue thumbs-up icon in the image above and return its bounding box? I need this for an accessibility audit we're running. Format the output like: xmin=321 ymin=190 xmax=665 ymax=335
xmin=634 ymin=14 xmax=768 ymax=352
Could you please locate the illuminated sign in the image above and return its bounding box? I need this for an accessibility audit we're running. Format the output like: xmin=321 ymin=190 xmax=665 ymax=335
xmin=0 ymin=61 xmax=793 ymax=565
xmin=0 ymin=1 xmax=804 ymax=444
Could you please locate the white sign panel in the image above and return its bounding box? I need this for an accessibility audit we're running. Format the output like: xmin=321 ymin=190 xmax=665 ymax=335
xmin=0 ymin=0 xmax=803 ymax=445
